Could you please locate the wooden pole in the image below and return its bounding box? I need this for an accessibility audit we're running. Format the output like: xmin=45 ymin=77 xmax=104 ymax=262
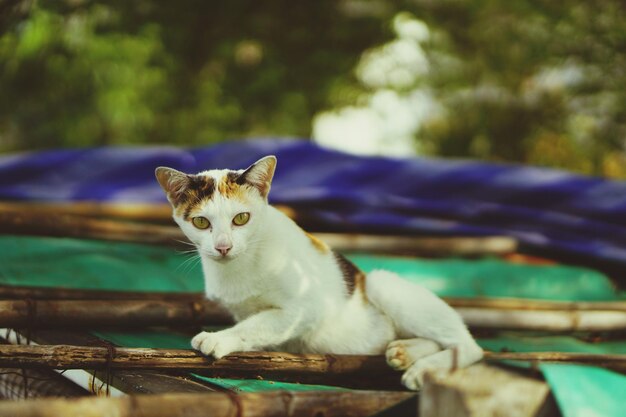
xmin=1 ymin=204 xmax=517 ymax=256
xmin=0 ymin=345 xmax=624 ymax=377
xmin=0 ymin=208 xmax=184 ymax=246
xmin=0 ymin=285 xmax=203 ymax=301
xmin=318 ymin=233 xmax=517 ymax=256
xmin=457 ymin=307 xmax=626 ymax=332
xmin=0 ymin=201 xmax=173 ymax=223
xmin=1 ymin=298 xmax=625 ymax=332
xmin=446 ymin=297 xmax=626 ymax=312
xmin=0 ymin=300 xmax=232 ymax=328
xmin=0 ymin=390 xmax=416 ymax=417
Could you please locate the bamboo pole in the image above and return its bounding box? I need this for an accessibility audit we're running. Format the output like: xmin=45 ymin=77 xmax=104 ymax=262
xmin=457 ymin=307 xmax=626 ymax=331
xmin=0 ymin=201 xmax=173 ymax=223
xmin=0 ymin=300 xmax=232 ymax=328
xmin=1 ymin=204 xmax=517 ymax=255
xmin=318 ymin=233 xmax=517 ymax=256
xmin=0 ymin=390 xmax=416 ymax=417
xmin=0 ymin=345 xmax=623 ymax=376
xmin=445 ymin=297 xmax=626 ymax=312
xmin=2 ymin=285 xmax=624 ymax=313
xmin=0 ymin=208 xmax=184 ymax=246
xmin=1 ymin=298 xmax=625 ymax=332
xmin=0 ymin=285 xmax=203 ymax=301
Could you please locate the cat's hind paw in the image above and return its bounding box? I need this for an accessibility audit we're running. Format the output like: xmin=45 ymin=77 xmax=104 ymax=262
xmin=401 ymin=362 xmax=427 ymax=391
xmin=191 ymin=331 xmax=243 ymax=359
xmin=386 ymin=338 xmax=441 ymax=371
xmin=386 ymin=341 xmax=411 ymax=370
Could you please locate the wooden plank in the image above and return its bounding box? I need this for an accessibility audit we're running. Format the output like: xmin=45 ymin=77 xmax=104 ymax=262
xmin=0 ymin=390 xmax=416 ymax=417
xmin=420 ymin=364 xmax=555 ymax=417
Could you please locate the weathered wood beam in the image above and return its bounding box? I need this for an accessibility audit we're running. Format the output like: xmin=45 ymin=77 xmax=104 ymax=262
xmin=0 ymin=390 xmax=417 ymax=417
xmin=0 ymin=345 xmax=624 ymax=377
xmin=420 ymin=364 xmax=556 ymax=417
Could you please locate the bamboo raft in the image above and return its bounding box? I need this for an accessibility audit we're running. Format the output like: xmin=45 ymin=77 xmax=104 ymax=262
xmin=0 ymin=203 xmax=624 ymax=417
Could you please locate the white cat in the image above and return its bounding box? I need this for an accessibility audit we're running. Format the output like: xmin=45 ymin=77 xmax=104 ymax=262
xmin=155 ymin=155 xmax=483 ymax=390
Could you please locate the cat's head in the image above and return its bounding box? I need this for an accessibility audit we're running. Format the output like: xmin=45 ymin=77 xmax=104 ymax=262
xmin=155 ymin=155 xmax=276 ymax=261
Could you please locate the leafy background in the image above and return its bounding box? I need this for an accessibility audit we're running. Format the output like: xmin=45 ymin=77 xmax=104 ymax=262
xmin=1 ymin=0 xmax=625 ymax=177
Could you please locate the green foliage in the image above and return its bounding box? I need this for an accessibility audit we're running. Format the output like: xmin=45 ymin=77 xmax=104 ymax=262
xmin=0 ymin=0 xmax=385 ymax=151
xmin=409 ymin=0 xmax=626 ymax=177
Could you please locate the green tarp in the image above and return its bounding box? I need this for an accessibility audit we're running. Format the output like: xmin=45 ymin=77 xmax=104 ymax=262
xmin=3 ymin=236 xmax=623 ymax=301
xmin=2 ymin=235 xmax=625 ymax=410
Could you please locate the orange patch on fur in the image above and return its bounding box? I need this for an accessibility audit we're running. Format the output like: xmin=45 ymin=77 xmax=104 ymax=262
xmin=354 ymin=271 xmax=368 ymax=303
xmin=217 ymin=176 xmax=249 ymax=201
xmin=306 ymin=232 xmax=329 ymax=253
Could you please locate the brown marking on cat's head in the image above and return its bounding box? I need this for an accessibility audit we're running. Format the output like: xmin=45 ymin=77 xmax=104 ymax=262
xmin=155 ymin=155 xmax=277 ymax=217
xmin=155 ymin=167 xmax=215 ymax=219
xmin=305 ymin=232 xmax=329 ymax=254
xmin=216 ymin=172 xmax=252 ymax=201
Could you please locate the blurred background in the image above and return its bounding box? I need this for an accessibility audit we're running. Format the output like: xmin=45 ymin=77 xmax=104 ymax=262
xmin=1 ymin=0 xmax=625 ymax=177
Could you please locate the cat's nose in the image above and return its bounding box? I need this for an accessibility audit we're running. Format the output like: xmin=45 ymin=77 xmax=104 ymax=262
xmin=215 ymin=245 xmax=232 ymax=256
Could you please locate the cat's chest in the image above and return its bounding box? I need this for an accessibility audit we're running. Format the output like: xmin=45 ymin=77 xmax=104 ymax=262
xmin=223 ymin=296 xmax=278 ymax=322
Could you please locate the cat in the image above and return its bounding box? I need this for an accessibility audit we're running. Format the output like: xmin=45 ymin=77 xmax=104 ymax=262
xmin=155 ymin=155 xmax=483 ymax=390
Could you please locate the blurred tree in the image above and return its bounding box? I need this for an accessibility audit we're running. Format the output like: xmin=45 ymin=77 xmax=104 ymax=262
xmin=0 ymin=0 xmax=388 ymax=150
xmin=315 ymin=0 xmax=626 ymax=178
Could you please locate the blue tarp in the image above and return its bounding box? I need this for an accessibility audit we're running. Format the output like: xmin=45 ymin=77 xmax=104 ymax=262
xmin=2 ymin=139 xmax=626 ymax=267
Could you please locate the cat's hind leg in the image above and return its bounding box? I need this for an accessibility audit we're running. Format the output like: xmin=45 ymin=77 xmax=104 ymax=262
xmin=366 ymin=269 xmax=483 ymax=390
xmin=386 ymin=338 xmax=441 ymax=371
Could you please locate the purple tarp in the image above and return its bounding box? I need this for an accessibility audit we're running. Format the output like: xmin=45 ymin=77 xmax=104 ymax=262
xmin=2 ymin=139 xmax=626 ymax=268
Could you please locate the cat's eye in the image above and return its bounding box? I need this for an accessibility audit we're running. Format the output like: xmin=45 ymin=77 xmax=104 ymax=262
xmin=192 ymin=216 xmax=211 ymax=229
xmin=232 ymin=212 xmax=250 ymax=226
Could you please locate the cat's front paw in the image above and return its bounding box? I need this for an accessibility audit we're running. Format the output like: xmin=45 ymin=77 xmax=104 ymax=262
xmin=191 ymin=331 xmax=243 ymax=359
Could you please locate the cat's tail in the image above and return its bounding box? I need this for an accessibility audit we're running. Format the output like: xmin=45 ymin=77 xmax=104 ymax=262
xmin=364 ymin=269 xmax=483 ymax=389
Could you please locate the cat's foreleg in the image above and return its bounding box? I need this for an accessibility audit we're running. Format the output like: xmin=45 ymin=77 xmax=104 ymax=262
xmin=192 ymin=308 xmax=307 ymax=359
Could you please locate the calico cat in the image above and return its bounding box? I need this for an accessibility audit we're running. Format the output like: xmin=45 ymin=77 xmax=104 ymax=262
xmin=155 ymin=155 xmax=483 ymax=390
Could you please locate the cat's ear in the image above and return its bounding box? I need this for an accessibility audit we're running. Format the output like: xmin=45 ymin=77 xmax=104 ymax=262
xmin=155 ymin=166 xmax=189 ymax=205
xmin=238 ymin=155 xmax=277 ymax=199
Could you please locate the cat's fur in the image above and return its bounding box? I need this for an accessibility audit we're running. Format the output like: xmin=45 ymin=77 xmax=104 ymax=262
xmin=155 ymin=155 xmax=483 ymax=390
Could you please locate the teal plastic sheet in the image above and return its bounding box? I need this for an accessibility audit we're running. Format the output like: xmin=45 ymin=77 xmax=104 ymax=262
xmin=541 ymin=364 xmax=626 ymax=417
xmin=2 ymin=236 xmax=623 ymax=301
xmin=349 ymin=255 xmax=622 ymax=301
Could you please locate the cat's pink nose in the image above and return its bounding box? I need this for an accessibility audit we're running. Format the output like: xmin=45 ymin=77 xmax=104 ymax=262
xmin=215 ymin=245 xmax=232 ymax=256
